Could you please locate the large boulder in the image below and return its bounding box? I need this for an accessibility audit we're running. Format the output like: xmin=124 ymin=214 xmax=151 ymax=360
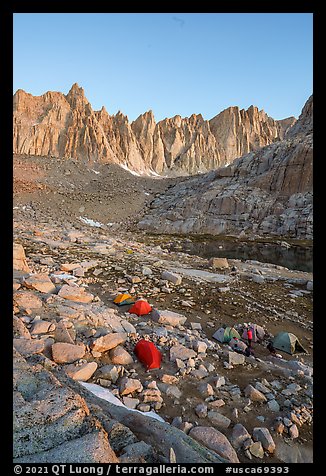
xmin=252 ymin=427 xmax=276 ymax=453
xmin=30 ymin=320 xmax=55 ymax=335
xmin=209 ymin=258 xmax=229 ymax=269
xmin=169 ymin=344 xmax=197 ymax=362
xmin=58 ymin=284 xmax=94 ymax=303
xmin=91 ymin=333 xmax=128 ymax=353
xmin=109 ymin=346 xmax=134 ymax=365
xmin=161 ymin=271 xmax=182 ymax=285
xmin=13 ymin=243 xmax=30 ymax=273
xmin=65 ymin=362 xmax=98 ymax=381
xmin=14 ymin=430 xmax=119 ymax=463
xmin=13 ymin=349 xmax=119 ymax=463
xmin=244 ymin=385 xmax=267 ymax=403
xmin=14 ymin=291 xmax=43 ymax=310
xmin=119 ymin=377 xmax=143 ymax=396
xmin=152 ymin=309 xmax=187 ymax=327
xmin=231 ymin=423 xmax=251 ymax=449
xmin=51 ymin=343 xmax=86 ymax=364
xmin=228 ymin=351 xmax=245 ymax=365
xmin=189 ymin=426 xmax=239 ymax=463
xmin=13 ymin=338 xmax=45 ymax=356
xmin=23 ymin=274 xmax=56 ymax=294
xmin=207 ymin=411 xmax=231 ymax=429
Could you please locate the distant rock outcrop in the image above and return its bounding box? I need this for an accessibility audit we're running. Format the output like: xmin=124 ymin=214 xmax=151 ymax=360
xmin=209 ymin=106 xmax=295 ymax=165
xmin=285 ymin=95 xmax=313 ymax=138
xmin=13 ymin=84 xmax=118 ymax=167
xmin=138 ymin=96 xmax=313 ymax=239
xmin=13 ymin=84 xmax=296 ymax=175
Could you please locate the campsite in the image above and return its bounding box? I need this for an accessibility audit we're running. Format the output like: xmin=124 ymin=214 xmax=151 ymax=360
xmin=94 ymin=240 xmax=312 ymax=459
xmin=13 ymin=216 xmax=313 ymax=463
xmin=12 ymin=12 xmax=313 ymax=465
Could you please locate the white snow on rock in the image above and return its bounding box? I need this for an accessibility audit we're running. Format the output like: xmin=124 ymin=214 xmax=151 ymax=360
xmin=119 ymin=164 xmax=141 ymax=177
xmin=80 ymin=382 xmax=165 ymax=422
xmin=79 ymin=216 xmax=104 ymax=228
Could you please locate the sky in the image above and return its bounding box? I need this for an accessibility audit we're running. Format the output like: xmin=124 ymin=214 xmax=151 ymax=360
xmin=13 ymin=13 xmax=313 ymax=122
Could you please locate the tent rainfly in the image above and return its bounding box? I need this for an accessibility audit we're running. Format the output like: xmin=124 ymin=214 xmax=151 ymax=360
xmin=272 ymin=331 xmax=308 ymax=355
xmin=128 ymin=299 xmax=152 ymax=316
xmin=212 ymin=326 xmax=241 ymax=343
xmin=113 ymin=293 xmax=135 ymax=306
xmin=134 ymin=339 xmax=162 ymax=370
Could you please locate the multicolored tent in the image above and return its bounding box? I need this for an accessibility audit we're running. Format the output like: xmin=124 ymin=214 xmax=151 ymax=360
xmin=134 ymin=339 xmax=162 ymax=370
xmin=128 ymin=299 xmax=152 ymax=316
xmin=273 ymin=332 xmax=307 ymax=355
xmin=212 ymin=326 xmax=241 ymax=343
xmin=113 ymin=293 xmax=135 ymax=306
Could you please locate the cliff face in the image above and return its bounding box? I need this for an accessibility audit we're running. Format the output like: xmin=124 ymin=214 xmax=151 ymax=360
xmin=13 ymin=84 xmax=296 ymax=175
xmin=208 ymin=106 xmax=294 ymax=165
xmin=138 ymin=96 xmax=313 ymax=239
xmin=285 ymin=95 xmax=313 ymax=139
xmin=13 ymin=85 xmax=118 ymax=167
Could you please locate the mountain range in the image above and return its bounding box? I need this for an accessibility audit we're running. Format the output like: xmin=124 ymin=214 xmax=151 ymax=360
xmin=139 ymin=95 xmax=313 ymax=239
xmin=13 ymin=83 xmax=296 ymax=176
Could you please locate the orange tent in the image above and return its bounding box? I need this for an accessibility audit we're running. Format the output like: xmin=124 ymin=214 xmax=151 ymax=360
xmin=134 ymin=339 xmax=162 ymax=370
xmin=113 ymin=293 xmax=134 ymax=306
xmin=128 ymin=299 xmax=152 ymax=316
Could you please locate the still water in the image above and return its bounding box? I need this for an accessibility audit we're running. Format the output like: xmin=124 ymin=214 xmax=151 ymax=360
xmin=163 ymin=237 xmax=313 ymax=273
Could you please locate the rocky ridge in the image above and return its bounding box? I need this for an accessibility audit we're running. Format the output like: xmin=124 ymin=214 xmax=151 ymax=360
xmin=139 ymin=96 xmax=313 ymax=239
xmin=13 ymin=83 xmax=296 ymax=176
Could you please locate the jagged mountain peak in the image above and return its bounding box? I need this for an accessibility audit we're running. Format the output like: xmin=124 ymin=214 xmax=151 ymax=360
xmin=65 ymin=83 xmax=89 ymax=108
xmin=14 ymin=88 xmax=28 ymax=97
xmin=13 ymin=83 xmax=309 ymax=176
xmin=286 ymin=95 xmax=313 ymax=138
xmin=139 ymin=97 xmax=313 ymax=239
xmin=67 ymin=82 xmax=84 ymax=95
xmin=132 ymin=110 xmax=155 ymax=124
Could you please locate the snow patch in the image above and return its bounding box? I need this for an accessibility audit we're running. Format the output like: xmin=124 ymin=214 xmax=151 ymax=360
xmin=120 ymin=163 xmax=141 ymax=177
xmin=149 ymin=169 xmax=161 ymax=177
xmin=120 ymin=163 xmax=163 ymax=178
xmin=80 ymin=382 xmax=165 ymax=422
xmin=50 ymin=273 xmax=78 ymax=281
xmin=79 ymin=216 xmax=103 ymax=228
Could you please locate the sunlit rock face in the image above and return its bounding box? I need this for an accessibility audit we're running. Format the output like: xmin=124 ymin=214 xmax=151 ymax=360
xmin=138 ymin=96 xmax=313 ymax=239
xmin=13 ymin=84 xmax=295 ymax=176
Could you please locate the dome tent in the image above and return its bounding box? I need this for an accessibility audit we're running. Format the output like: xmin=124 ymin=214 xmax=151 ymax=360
xmin=273 ymin=331 xmax=307 ymax=355
xmin=128 ymin=299 xmax=152 ymax=316
xmin=212 ymin=326 xmax=241 ymax=343
xmin=113 ymin=293 xmax=135 ymax=306
xmin=134 ymin=339 xmax=162 ymax=370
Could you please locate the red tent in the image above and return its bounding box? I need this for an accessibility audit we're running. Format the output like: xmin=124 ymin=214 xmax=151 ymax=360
xmin=128 ymin=300 xmax=152 ymax=316
xmin=134 ymin=339 xmax=162 ymax=370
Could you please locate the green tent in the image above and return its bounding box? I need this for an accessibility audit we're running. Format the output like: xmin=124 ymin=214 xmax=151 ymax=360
xmin=212 ymin=326 xmax=241 ymax=343
xmin=273 ymin=332 xmax=307 ymax=355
